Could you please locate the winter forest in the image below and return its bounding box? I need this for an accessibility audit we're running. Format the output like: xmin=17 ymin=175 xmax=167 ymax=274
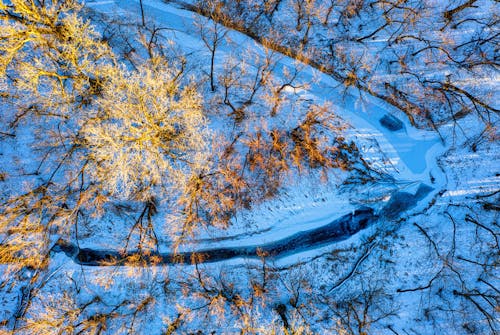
xmin=0 ymin=0 xmax=498 ymax=334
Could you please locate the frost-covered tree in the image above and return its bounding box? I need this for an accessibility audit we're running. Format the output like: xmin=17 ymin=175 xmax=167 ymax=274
xmin=82 ymin=59 xmax=210 ymax=201
xmin=0 ymin=0 xmax=111 ymax=270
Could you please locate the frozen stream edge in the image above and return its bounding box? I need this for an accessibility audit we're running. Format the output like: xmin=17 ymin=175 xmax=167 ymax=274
xmin=53 ymin=184 xmax=433 ymax=266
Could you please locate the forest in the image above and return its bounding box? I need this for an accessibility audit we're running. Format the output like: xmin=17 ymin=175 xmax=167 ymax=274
xmin=0 ymin=0 xmax=498 ymax=334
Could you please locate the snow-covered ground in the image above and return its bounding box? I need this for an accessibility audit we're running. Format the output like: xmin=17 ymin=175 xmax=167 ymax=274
xmin=0 ymin=0 xmax=498 ymax=334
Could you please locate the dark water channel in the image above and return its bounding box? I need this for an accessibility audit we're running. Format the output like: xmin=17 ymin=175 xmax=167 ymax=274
xmin=54 ymin=184 xmax=433 ymax=266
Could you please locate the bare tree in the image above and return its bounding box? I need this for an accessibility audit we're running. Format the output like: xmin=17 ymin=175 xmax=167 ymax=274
xmin=195 ymin=0 xmax=228 ymax=92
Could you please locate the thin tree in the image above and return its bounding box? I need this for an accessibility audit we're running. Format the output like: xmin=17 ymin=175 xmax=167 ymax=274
xmin=196 ymin=0 xmax=228 ymax=92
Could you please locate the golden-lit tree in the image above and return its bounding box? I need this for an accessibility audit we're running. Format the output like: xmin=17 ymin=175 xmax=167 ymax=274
xmin=0 ymin=0 xmax=112 ymax=271
xmin=82 ymin=59 xmax=210 ymax=202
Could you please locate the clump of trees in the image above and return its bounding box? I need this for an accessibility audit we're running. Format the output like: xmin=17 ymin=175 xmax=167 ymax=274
xmin=192 ymin=0 xmax=499 ymax=131
xmin=0 ymin=0 xmax=212 ymax=268
xmin=0 ymin=0 xmax=359 ymax=258
xmin=0 ymin=0 xmax=209 ymax=330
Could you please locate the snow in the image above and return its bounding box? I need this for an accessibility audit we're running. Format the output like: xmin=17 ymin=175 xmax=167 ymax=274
xmin=1 ymin=0 xmax=498 ymax=334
